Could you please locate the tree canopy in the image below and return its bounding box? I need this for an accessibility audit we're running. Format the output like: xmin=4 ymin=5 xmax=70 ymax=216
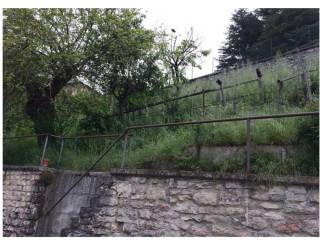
xmin=218 ymin=9 xmax=263 ymax=69
xmin=158 ymin=28 xmax=210 ymax=86
xmin=3 ymin=9 xmax=163 ymax=136
xmin=218 ymin=8 xmax=319 ymax=69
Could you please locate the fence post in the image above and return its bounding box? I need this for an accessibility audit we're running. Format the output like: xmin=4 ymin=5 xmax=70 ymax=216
xmin=162 ymin=104 xmax=166 ymax=122
xmin=121 ymin=131 xmax=130 ymax=168
xmin=256 ymin=68 xmax=265 ymax=103
xmin=245 ymin=119 xmax=251 ymax=174
xmin=301 ymin=70 xmax=312 ymax=102
xmin=57 ymin=138 xmax=64 ymax=168
xmin=277 ymin=79 xmax=284 ymax=111
xmin=40 ymin=135 xmax=49 ymax=166
xmin=297 ymin=56 xmax=312 ymax=102
xmin=202 ymin=89 xmax=206 ymax=117
xmin=191 ymin=97 xmax=194 ymax=118
xmin=232 ymin=96 xmax=237 ymax=113
xmin=216 ymin=79 xmax=226 ymax=107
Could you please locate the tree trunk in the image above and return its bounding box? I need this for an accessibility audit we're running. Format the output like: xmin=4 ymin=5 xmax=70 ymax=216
xmin=25 ymin=67 xmax=74 ymax=145
xmin=26 ymin=92 xmax=55 ymax=145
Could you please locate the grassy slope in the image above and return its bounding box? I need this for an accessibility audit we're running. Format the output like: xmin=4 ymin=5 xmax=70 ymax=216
xmin=3 ymin=53 xmax=319 ymax=176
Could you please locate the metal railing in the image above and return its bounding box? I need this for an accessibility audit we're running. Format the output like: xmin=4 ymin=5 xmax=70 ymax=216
xmin=6 ymin=67 xmax=318 ymax=170
xmin=4 ymin=111 xmax=319 ymax=170
xmin=4 ymin=111 xmax=319 ymax=218
xmin=101 ymin=68 xmax=318 ymax=123
xmin=3 ymin=133 xmax=123 ymax=168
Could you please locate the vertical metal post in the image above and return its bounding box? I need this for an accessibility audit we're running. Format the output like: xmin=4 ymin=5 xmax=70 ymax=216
xmin=298 ymin=56 xmax=312 ymax=103
xmin=216 ymin=79 xmax=226 ymax=107
xmin=220 ymin=85 xmax=226 ymax=107
xmin=256 ymin=68 xmax=265 ymax=103
xmin=245 ymin=119 xmax=251 ymax=174
xmin=232 ymin=96 xmax=237 ymax=113
xmin=277 ymin=80 xmax=284 ymax=111
xmin=202 ymin=90 xmax=205 ymax=118
xmin=57 ymin=138 xmax=64 ymax=168
xmin=301 ymin=71 xmax=312 ymax=102
xmin=121 ymin=131 xmax=130 ymax=168
xmin=40 ymin=135 xmax=49 ymax=165
xmin=163 ymin=104 xmax=165 ymax=122
xmin=191 ymin=97 xmax=193 ymax=118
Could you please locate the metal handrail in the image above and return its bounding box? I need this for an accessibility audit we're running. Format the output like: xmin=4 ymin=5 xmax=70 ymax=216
xmin=102 ymin=69 xmax=317 ymax=119
xmin=127 ymin=111 xmax=319 ymax=130
xmin=3 ymin=133 xmax=123 ymax=140
xmin=35 ymin=111 xmax=318 ymax=219
xmin=40 ymin=130 xmax=128 ymax=218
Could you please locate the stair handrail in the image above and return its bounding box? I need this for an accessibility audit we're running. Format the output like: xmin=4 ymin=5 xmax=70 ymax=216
xmin=36 ymin=111 xmax=318 ymax=219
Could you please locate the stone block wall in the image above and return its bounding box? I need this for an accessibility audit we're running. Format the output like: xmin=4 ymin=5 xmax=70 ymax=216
xmin=3 ymin=166 xmax=47 ymax=237
xmin=2 ymin=167 xmax=319 ymax=237
xmin=62 ymin=169 xmax=319 ymax=237
xmin=190 ymin=46 xmax=319 ymax=83
xmin=35 ymin=171 xmax=104 ymax=236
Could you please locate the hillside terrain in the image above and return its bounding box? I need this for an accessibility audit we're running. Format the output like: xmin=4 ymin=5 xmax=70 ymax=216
xmin=4 ymin=48 xmax=319 ymax=177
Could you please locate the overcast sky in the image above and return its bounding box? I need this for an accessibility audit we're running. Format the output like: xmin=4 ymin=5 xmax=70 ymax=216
xmin=142 ymin=7 xmax=237 ymax=79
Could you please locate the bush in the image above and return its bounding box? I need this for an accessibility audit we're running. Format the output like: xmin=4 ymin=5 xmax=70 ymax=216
xmin=3 ymin=138 xmax=41 ymax=166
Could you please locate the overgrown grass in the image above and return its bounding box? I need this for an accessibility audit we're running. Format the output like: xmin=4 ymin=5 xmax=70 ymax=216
xmin=4 ymin=54 xmax=319 ymax=177
xmin=4 ymin=104 xmax=318 ymax=176
xmin=3 ymin=138 xmax=41 ymax=166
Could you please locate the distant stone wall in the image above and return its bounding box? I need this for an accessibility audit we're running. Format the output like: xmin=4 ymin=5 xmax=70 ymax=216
xmin=3 ymin=167 xmax=319 ymax=237
xmin=186 ymin=144 xmax=300 ymax=164
xmin=189 ymin=46 xmax=319 ymax=84
xmin=63 ymin=169 xmax=319 ymax=237
xmin=3 ymin=166 xmax=47 ymax=237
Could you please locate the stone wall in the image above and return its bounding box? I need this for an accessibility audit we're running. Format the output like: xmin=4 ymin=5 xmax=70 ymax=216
xmin=35 ymin=171 xmax=104 ymax=236
xmin=3 ymin=166 xmax=47 ymax=237
xmin=188 ymin=46 xmax=319 ymax=85
xmin=62 ymin=169 xmax=319 ymax=237
xmin=3 ymin=167 xmax=319 ymax=237
xmin=186 ymin=144 xmax=300 ymax=164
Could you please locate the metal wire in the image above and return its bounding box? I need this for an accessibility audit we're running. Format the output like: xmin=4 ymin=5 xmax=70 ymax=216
xmin=17 ymin=111 xmax=319 ymax=219
xmin=102 ymin=69 xmax=316 ymax=122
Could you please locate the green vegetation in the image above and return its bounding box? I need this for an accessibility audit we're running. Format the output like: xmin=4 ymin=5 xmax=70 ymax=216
xmin=4 ymin=100 xmax=319 ymax=177
xmin=218 ymin=8 xmax=319 ymax=69
xmin=4 ymin=59 xmax=319 ymax=177
xmin=3 ymin=8 xmax=319 ymax=177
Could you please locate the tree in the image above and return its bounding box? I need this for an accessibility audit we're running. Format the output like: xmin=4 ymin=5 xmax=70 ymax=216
xmin=218 ymin=8 xmax=319 ymax=68
xmin=255 ymin=8 xmax=319 ymax=40
xmin=252 ymin=9 xmax=319 ymax=59
xmin=158 ymin=28 xmax=210 ymax=86
xmin=86 ymin=10 xmax=163 ymax=115
xmin=3 ymin=9 xmax=161 ymax=140
xmin=217 ymin=9 xmax=263 ymax=69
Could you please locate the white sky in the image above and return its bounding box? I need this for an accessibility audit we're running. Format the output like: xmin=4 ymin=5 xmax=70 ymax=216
xmin=142 ymin=7 xmax=236 ymax=79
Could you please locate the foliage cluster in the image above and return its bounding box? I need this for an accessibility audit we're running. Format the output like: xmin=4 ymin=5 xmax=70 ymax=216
xmin=218 ymin=8 xmax=319 ymax=69
xmin=3 ymin=8 xmax=319 ymax=177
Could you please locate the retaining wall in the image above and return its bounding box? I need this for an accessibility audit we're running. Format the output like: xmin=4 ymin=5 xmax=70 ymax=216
xmin=189 ymin=46 xmax=319 ymax=85
xmin=2 ymin=166 xmax=319 ymax=237
xmin=3 ymin=166 xmax=47 ymax=237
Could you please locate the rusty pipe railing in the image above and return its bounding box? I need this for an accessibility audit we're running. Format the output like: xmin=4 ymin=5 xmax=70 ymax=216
xmin=7 ymin=111 xmax=319 ymax=219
